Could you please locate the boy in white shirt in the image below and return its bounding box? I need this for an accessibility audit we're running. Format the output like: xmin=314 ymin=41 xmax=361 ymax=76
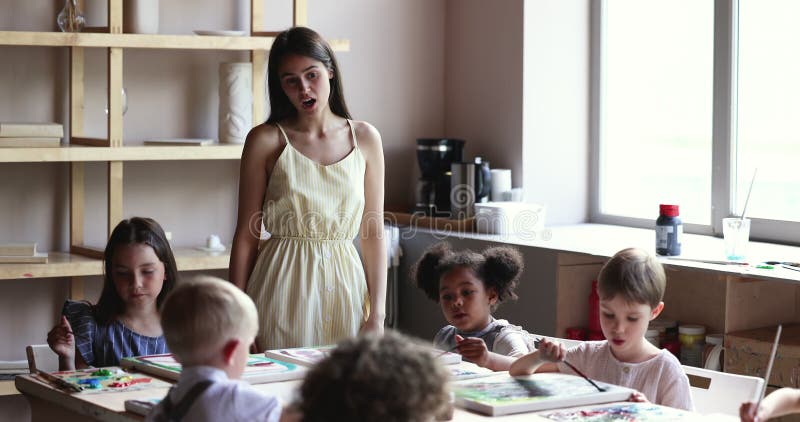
xmin=147 ymin=276 xmax=296 ymax=422
xmin=510 ymin=248 xmax=694 ymax=410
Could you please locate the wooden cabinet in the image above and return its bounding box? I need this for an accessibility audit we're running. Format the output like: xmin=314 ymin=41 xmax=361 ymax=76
xmin=554 ymin=252 xmax=800 ymax=338
xmin=0 ymin=0 xmax=348 ymax=288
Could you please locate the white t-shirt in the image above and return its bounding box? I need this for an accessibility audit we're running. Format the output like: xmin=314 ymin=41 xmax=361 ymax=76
xmin=434 ymin=318 xmax=530 ymax=357
xmin=557 ymin=340 xmax=694 ymax=410
xmin=146 ymin=366 xmax=282 ymax=422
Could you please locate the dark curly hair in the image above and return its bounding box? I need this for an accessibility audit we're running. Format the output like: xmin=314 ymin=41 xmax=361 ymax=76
xmin=411 ymin=242 xmax=524 ymax=310
xmin=298 ymin=330 xmax=450 ymax=422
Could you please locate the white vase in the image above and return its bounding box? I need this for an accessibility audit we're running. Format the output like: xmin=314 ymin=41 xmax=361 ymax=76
xmin=123 ymin=0 xmax=159 ymax=34
xmin=219 ymin=62 xmax=253 ymax=144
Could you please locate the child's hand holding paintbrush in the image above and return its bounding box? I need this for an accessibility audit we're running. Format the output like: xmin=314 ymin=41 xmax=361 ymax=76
xmin=46 ymin=315 xmax=80 ymax=371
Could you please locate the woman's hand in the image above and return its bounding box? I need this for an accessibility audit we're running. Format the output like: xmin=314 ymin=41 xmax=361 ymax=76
xmin=47 ymin=315 xmax=75 ymax=367
xmin=455 ymin=335 xmax=490 ymax=367
xmin=360 ymin=315 xmax=385 ymax=336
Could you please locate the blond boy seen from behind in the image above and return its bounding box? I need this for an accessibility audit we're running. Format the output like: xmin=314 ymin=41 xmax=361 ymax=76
xmin=146 ymin=276 xmax=297 ymax=422
xmin=509 ymin=248 xmax=694 ymax=410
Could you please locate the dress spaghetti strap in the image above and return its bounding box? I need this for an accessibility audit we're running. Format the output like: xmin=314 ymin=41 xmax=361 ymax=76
xmin=347 ymin=119 xmax=358 ymax=148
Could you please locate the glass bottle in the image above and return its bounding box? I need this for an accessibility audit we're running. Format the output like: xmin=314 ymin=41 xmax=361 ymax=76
xmin=57 ymin=0 xmax=85 ymax=33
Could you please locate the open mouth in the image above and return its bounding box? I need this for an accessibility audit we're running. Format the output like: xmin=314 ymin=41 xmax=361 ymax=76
xmin=301 ymin=98 xmax=316 ymax=108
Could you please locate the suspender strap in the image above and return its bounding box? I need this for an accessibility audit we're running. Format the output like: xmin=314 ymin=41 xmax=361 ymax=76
xmin=160 ymin=380 xmax=214 ymax=422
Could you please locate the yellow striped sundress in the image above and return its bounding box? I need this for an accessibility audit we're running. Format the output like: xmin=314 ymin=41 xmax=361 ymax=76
xmin=246 ymin=120 xmax=368 ymax=350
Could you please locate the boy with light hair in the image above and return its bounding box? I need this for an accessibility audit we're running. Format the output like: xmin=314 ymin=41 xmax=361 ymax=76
xmin=147 ymin=276 xmax=295 ymax=421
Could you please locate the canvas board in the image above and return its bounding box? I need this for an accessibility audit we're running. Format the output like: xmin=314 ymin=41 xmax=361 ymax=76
xmin=121 ymin=353 xmax=305 ymax=384
xmin=265 ymin=345 xmax=462 ymax=367
xmin=452 ymin=372 xmax=635 ymax=416
xmin=42 ymin=367 xmax=168 ymax=394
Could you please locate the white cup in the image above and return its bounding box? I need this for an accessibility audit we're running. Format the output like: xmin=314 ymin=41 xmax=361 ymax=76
xmin=206 ymin=234 xmax=223 ymax=250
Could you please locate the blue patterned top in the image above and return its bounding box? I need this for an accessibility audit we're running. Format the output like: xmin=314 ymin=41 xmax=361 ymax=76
xmin=62 ymin=300 xmax=168 ymax=367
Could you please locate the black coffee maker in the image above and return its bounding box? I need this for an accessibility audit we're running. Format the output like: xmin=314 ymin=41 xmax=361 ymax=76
xmin=414 ymin=138 xmax=465 ymax=216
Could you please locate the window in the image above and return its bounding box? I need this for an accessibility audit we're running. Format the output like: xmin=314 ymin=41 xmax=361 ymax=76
xmin=593 ymin=0 xmax=800 ymax=242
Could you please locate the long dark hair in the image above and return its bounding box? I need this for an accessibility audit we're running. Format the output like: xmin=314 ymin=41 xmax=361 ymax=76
xmin=266 ymin=26 xmax=351 ymax=124
xmin=94 ymin=217 xmax=178 ymax=324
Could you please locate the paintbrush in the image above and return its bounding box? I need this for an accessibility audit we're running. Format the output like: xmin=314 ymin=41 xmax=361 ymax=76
xmin=35 ymin=369 xmax=83 ymax=393
xmin=533 ymin=337 xmax=605 ymax=392
xmin=757 ymin=325 xmax=782 ymax=409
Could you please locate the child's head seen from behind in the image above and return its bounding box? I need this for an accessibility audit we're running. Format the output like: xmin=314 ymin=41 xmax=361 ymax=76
xmin=160 ymin=276 xmax=258 ymax=378
xmin=412 ymin=242 xmax=523 ymax=332
xmin=298 ymin=330 xmax=450 ymax=422
xmin=95 ymin=217 xmax=178 ymax=324
xmin=597 ymin=248 xmax=666 ymax=358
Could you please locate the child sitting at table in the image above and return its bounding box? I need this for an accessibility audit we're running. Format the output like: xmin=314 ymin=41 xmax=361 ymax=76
xmin=146 ymin=276 xmax=296 ymax=422
xmin=411 ymin=242 xmax=530 ymax=371
xmin=296 ymin=330 xmax=452 ymax=422
xmin=47 ymin=217 xmax=177 ymax=370
xmin=509 ymin=247 xmax=694 ymax=410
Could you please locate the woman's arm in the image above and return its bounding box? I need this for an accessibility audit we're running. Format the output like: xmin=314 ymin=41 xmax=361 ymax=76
xmin=355 ymin=122 xmax=387 ymax=333
xmin=229 ymin=125 xmax=282 ymax=290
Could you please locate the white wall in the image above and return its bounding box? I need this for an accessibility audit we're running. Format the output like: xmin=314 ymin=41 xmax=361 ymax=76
xmin=522 ymin=0 xmax=590 ymax=224
xmin=444 ymin=0 xmax=524 ymax=187
xmin=0 ymin=0 xmax=445 ymax=361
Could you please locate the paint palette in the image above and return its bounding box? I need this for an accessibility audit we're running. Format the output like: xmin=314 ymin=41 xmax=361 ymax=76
xmin=541 ymin=402 xmax=691 ymax=421
xmin=46 ymin=367 xmax=165 ymax=394
xmin=452 ymin=372 xmax=634 ymax=416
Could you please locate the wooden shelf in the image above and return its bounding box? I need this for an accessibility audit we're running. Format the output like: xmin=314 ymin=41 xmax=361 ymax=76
xmin=0 ymin=31 xmax=350 ymax=52
xmin=0 ymin=144 xmax=244 ymax=163
xmin=0 ymin=248 xmax=230 ymax=280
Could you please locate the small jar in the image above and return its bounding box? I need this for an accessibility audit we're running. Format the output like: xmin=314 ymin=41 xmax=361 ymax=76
xmin=679 ymin=324 xmax=706 ymax=367
xmin=565 ymin=327 xmax=587 ymax=341
xmin=645 ymin=329 xmax=660 ymax=346
xmin=703 ymin=334 xmax=724 ymax=371
xmin=656 ymin=204 xmax=682 ymax=256
xmin=650 ymin=318 xmax=679 ymax=345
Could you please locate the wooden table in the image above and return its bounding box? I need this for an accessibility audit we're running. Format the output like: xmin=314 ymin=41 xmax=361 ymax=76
xmin=15 ymin=372 xmax=737 ymax=422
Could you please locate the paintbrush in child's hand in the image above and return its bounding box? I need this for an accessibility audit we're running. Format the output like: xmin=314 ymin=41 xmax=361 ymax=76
xmin=435 ymin=344 xmax=459 ymax=357
xmin=534 ymin=337 xmax=606 ymax=392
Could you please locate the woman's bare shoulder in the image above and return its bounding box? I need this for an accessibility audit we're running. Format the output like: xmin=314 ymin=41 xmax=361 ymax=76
xmin=243 ymin=123 xmax=284 ymax=156
xmin=350 ymin=120 xmax=382 ymax=150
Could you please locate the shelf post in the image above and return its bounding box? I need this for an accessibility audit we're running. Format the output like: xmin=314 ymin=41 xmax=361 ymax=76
xmin=251 ymin=0 xmax=263 ymax=34
xmin=70 ymin=162 xmax=85 ymax=252
xmin=252 ymin=50 xmax=266 ymax=125
xmin=293 ymin=0 xmax=308 ymax=26
xmin=107 ymin=46 xmax=123 ymax=147
xmin=108 ymin=161 xmax=123 ymax=237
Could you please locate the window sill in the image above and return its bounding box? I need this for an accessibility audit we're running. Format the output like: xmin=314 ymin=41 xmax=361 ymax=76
xmin=393 ymin=222 xmax=800 ymax=284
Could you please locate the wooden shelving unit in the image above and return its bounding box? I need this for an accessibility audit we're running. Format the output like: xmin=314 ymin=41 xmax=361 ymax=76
xmin=0 ymin=144 xmax=245 ymax=163
xmin=0 ymin=0 xmax=348 ymax=293
xmin=0 ymin=249 xmax=231 ymax=281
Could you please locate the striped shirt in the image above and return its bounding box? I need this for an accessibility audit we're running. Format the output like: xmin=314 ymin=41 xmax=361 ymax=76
xmin=62 ymin=300 xmax=168 ymax=367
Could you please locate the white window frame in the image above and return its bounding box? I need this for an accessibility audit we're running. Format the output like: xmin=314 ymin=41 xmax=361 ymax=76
xmin=590 ymin=0 xmax=800 ymax=244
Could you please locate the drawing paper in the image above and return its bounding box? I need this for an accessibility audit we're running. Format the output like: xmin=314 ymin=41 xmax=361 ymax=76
xmin=540 ymin=402 xmax=691 ymax=421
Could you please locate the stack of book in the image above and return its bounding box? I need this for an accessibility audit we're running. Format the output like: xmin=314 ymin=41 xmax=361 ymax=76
xmin=0 ymin=122 xmax=63 ymax=147
xmin=0 ymin=243 xmax=48 ymax=264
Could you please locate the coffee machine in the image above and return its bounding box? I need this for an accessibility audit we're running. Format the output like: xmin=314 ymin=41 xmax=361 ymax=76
xmin=414 ymin=138 xmax=465 ymax=216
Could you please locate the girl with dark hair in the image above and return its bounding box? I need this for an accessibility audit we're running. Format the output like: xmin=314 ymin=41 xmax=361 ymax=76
xmin=411 ymin=242 xmax=530 ymax=371
xmin=230 ymin=27 xmax=386 ymax=350
xmin=47 ymin=217 xmax=178 ymax=370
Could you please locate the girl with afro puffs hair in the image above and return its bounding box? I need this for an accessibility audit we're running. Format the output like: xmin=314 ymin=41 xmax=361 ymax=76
xmin=411 ymin=242 xmax=532 ymax=371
